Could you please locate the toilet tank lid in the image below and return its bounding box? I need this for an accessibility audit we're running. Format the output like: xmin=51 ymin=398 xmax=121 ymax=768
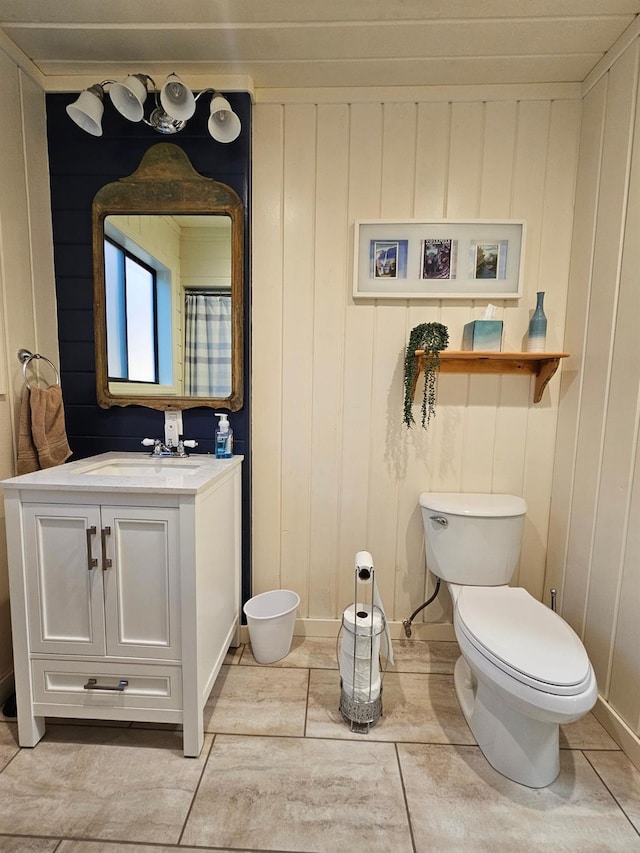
xmin=419 ymin=492 xmax=527 ymax=517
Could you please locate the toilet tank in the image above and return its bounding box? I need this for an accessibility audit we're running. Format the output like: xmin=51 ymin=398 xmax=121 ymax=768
xmin=419 ymin=493 xmax=527 ymax=586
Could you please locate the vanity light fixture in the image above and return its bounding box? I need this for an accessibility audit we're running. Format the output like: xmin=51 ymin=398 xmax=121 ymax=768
xmin=65 ymin=73 xmax=241 ymax=142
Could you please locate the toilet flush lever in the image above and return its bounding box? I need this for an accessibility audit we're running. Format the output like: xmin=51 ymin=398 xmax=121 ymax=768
xmin=430 ymin=515 xmax=448 ymax=527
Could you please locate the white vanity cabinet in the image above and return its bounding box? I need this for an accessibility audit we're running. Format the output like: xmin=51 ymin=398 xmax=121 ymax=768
xmin=2 ymin=453 xmax=242 ymax=758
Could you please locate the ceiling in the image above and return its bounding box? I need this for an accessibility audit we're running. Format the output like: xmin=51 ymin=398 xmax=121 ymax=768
xmin=0 ymin=0 xmax=638 ymax=92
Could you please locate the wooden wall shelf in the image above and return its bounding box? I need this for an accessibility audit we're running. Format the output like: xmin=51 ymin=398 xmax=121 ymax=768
xmin=414 ymin=351 xmax=569 ymax=403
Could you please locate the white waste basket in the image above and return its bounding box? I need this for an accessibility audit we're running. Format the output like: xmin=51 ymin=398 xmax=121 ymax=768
xmin=243 ymin=589 xmax=300 ymax=664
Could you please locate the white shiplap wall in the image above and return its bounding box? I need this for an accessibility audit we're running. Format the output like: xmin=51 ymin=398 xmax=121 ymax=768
xmin=252 ymin=88 xmax=582 ymax=638
xmin=548 ymin=38 xmax=640 ymax=766
xmin=0 ymin=52 xmax=58 ymax=700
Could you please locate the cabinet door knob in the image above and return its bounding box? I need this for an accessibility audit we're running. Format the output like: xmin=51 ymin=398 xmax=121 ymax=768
xmin=101 ymin=526 xmax=112 ymax=570
xmin=86 ymin=525 xmax=98 ymax=570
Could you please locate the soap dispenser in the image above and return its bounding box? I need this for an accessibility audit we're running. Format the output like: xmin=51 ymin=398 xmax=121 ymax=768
xmin=214 ymin=413 xmax=233 ymax=458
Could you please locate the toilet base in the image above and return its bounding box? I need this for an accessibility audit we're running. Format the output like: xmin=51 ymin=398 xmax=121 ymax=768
xmin=454 ymin=656 xmax=560 ymax=788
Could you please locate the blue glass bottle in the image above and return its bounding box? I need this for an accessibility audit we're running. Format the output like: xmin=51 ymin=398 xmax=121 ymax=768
xmin=527 ymin=291 xmax=547 ymax=352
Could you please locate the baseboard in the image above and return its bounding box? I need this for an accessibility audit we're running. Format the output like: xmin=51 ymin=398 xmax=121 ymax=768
xmin=593 ymin=696 xmax=640 ymax=772
xmin=239 ymin=617 xmax=456 ymax=645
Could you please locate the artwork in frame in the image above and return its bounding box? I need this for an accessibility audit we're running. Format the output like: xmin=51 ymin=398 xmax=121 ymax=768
xmin=353 ymin=219 xmax=525 ymax=299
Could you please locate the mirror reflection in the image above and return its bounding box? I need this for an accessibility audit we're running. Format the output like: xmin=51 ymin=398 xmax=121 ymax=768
xmin=92 ymin=143 xmax=243 ymax=411
xmin=104 ymin=214 xmax=233 ymax=399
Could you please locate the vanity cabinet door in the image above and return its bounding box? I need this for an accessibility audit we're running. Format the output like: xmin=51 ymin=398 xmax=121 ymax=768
xmin=100 ymin=506 xmax=181 ymax=660
xmin=23 ymin=504 xmax=106 ymax=655
xmin=22 ymin=503 xmax=181 ymax=661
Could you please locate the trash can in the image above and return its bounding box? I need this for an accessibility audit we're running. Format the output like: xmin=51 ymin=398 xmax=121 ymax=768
xmin=243 ymin=589 xmax=300 ymax=664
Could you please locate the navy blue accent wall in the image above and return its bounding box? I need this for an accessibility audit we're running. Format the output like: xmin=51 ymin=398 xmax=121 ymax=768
xmin=45 ymin=92 xmax=252 ymax=606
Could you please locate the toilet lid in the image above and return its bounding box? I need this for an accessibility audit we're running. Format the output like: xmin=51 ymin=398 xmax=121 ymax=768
xmin=455 ymin=586 xmax=592 ymax=695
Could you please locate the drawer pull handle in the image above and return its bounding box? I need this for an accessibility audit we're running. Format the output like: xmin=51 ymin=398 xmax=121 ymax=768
xmin=86 ymin=525 xmax=98 ymax=570
xmin=83 ymin=678 xmax=128 ymax=692
xmin=101 ymin=526 xmax=112 ymax=570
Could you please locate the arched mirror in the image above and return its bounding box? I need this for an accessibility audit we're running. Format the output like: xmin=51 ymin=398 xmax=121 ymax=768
xmin=92 ymin=142 xmax=243 ymax=411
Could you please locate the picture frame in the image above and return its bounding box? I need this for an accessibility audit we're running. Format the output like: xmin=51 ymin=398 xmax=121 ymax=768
xmin=353 ymin=219 xmax=526 ymax=299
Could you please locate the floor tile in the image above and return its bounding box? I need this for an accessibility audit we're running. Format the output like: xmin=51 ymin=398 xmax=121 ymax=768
xmin=224 ymin=644 xmax=243 ymax=665
xmin=585 ymin=750 xmax=640 ymax=833
xmin=398 ymin=743 xmax=640 ymax=852
xmin=58 ymin=842 xmax=234 ymax=852
xmin=0 ymin=723 xmax=18 ymax=771
xmin=181 ymin=734 xmax=413 ymax=851
xmin=306 ymin=669 xmax=476 ymax=743
xmin=0 ymin=839 xmax=59 ymax=852
xmin=241 ymin=635 xmax=339 ymax=669
xmin=389 ymin=639 xmax=460 ymax=673
xmin=203 ymin=664 xmax=308 ymax=736
xmin=560 ymin=711 xmax=620 ymax=750
xmin=0 ymin=726 xmax=212 ymax=844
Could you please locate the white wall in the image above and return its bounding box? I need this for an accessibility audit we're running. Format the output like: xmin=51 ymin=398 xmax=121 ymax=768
xmin=252 ymin=86 xmax=582 ymax=638
xmin=0 ymin=51 xmax=58 ymax=701
xmin=548 ymin=35 xmax=640 ymax=768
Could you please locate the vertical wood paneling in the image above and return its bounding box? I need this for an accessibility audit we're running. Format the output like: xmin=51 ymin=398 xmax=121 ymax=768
xmin=414 ymin=102 xmax=451 ymax=220
xmin=584 ymin=52 xmax=640 ymax=683
xmin=608 ymin=443 xmax=640 ymax=725
xmin=337 ymin=102 xmax=381 ymax=612
xmin=308 ymin=104 xmax=349 ymax=618
xmin=521 ymin=100 xmax=582 ymax=598
xmin=549 ymin=79 xmax=607 ymax=614
xmin=251 ymin=104 xmax=285 ymax=596
xmin=366 ymin=102 xmax=417 ymax=613
xmin=280 ymin=105 xmax=317 ymax=614
xmin=563 ymin=45 xmax=639 ymax=637
xmin=0 ymin=61 xmax=57 ymax=691
xmin=551 ymin=36 xmax=640 ymax=749
xmin=605 ymin=71 xmax=640 ymax=723
xmin=253 ymin=88 xmax=581 ymax=631
xmin=400 ymin=102 xmax=451 ymax=626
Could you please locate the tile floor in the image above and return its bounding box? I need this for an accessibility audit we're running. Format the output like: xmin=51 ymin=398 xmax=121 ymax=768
xmin=0 ymin=637 xmax=639 ymax=852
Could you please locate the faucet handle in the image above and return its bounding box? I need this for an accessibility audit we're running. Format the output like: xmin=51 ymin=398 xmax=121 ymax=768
xmin=183 ymin=440 xmax=198 ymax=448
xmin=141 ymin=438 xmax=156 ymax=447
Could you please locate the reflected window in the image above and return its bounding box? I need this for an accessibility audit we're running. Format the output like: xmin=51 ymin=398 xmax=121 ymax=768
xmin=105 ymin=237 xmax=159 ymax=383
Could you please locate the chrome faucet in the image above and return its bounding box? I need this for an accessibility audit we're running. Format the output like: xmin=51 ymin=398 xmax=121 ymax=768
xmin=140 ymin=411 xmax=198 ymax=456
xmin=141 ymin=438 xmax=198 ymax=457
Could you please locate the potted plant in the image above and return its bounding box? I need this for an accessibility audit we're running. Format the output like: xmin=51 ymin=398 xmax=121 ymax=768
xmin=403 ymin=322 xmax=449 ymax=428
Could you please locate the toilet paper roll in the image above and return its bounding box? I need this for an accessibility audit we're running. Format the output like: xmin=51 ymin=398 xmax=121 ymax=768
xmin=342 ymin=604 xmax=383 ymax=658
xmin=339 ymin=646 xmax=381 ymax=702
xmin=340 ymin=603 xmax=383 ymax=702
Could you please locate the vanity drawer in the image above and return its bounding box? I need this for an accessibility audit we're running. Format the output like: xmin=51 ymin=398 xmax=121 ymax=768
xmin=31 ymin=659 xmax=183 ymax=711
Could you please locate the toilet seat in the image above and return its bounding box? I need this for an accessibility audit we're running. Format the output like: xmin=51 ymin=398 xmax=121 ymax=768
xmin=454 ymin=586 xmax=592 ymax=697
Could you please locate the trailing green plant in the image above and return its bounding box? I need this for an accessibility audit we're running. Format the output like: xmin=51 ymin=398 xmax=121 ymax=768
xmin=403 ymin=322 xmax=449 ymax=429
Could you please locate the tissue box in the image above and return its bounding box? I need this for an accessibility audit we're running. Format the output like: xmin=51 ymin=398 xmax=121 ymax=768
xmin=462 ymin=320 xmax=503 ymax=352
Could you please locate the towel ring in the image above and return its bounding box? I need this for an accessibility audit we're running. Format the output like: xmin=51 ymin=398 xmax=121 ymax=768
xmin=18 ymin=348 xmax=60 ymax=388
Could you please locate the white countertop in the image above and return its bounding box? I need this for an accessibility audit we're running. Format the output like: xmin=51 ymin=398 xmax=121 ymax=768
xmin=1 ymin=451 xmax=243 ymax=495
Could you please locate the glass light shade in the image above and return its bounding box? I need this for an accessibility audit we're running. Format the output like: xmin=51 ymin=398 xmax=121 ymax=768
xmin=160 ymin=74 xmax=196 ymax=121
xmin=109 ymin=75 xmax=148 ymax=122
xmin=208 ymin=96 xmax=241 ymax=143
xmin=66 ymin=86 xmax=104 ymax=136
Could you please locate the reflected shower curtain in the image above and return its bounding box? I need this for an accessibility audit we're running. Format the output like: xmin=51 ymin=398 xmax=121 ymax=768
xmin=184 ymin=293 xmax=232 ymax=396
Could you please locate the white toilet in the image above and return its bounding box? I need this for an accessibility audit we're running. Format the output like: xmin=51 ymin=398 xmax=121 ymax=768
xmin=419 ymin=492 xmax=597 ymax=788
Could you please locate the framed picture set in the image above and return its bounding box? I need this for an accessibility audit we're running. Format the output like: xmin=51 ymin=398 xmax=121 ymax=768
xmin=353 ymin=219 xmax=526 ymax=299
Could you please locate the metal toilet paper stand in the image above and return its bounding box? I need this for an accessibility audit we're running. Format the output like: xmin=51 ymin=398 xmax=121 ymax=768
xmin=337 ymin=560 xmax=386 ymax=733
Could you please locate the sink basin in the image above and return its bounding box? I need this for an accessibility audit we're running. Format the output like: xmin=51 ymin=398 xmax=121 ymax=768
xmin=77 ymin=459 xmax=205 ymax=477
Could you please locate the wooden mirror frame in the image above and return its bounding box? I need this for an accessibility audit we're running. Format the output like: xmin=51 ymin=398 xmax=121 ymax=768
xmin=92 ymin=142 xmax=244 ymax=411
